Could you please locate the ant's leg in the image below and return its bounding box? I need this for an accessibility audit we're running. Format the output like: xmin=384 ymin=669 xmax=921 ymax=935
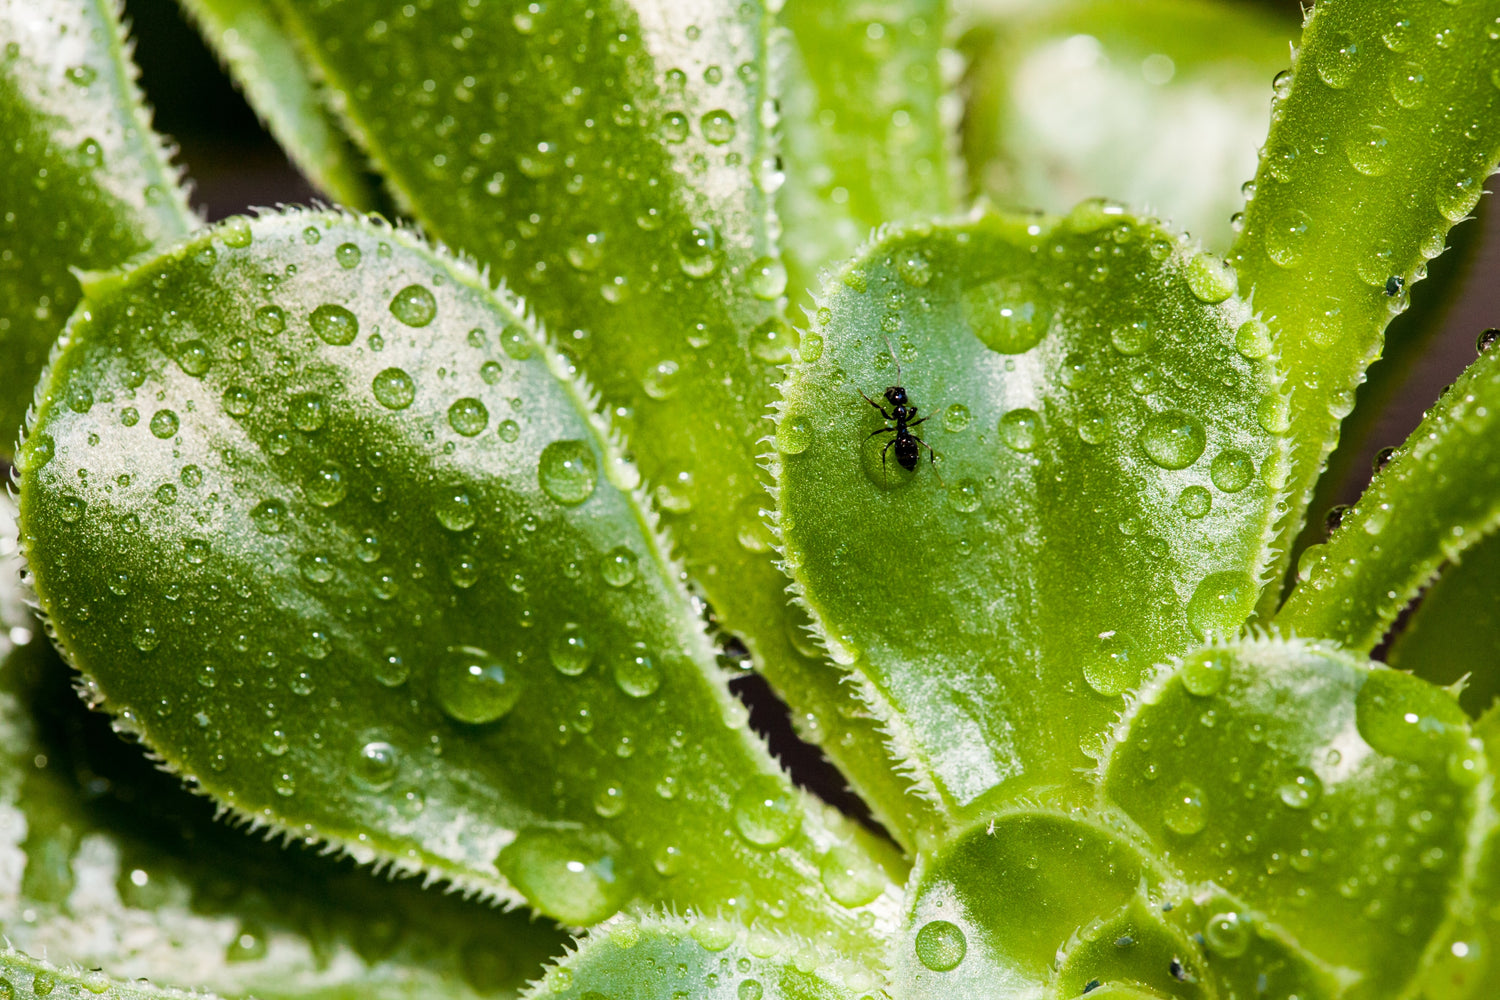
xmin=864 ymin=426 xmax=897 ymax=443
xmin=906 ymin=414 xmax=930 ymax=429
xmin=859 ymin=389 xmax=894 ymax=421
xmin=881 ymin=436 xmax=896 ymax=484
xmin=916 ymin=436 xmax=945 ymax=483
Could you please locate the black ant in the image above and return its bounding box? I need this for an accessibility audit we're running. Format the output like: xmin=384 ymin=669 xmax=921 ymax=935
xmin=859 ymin=335 xmax=940 ymax=482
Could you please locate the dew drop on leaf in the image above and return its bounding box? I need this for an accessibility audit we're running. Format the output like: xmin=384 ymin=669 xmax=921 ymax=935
xmin=1139 ymin=410 xmax=1206 ymax=469
xmin=961 ymin=279 xmax=1048 ymax=354
xmin=353 ymin=741 xmax=399 ymax=791
xmin=1204 ymin=912 xmax=1250 ymax=957
xmin=495 ymin=829 xmax=628 ymax=925
xmin=433 ymin=487 xmax=476 ymax=532
xmin=335 ymin=242 xmax=362 ymax=268
xmin=549 ymin=624 xmax=592 ymax=676
xmin=1164 ymin=781 xmax=1207 ymax=835
xmin=731 ymin=776 xmax=800 ymax=848
xmin=390 ymin=284 xmax=438 ymax=327
xmin=447 ymin=397 xmax=490 ymax=436
xmin=371 ymin=367 xmax=416 ymax=409
xmin=1355 ymin=670 xmax=1469 ymax=765
xmin=537 ymin=440 xmax=598 ymax=505
xmin=1177 ymin=485 xmax=1212 ymax=519
xmin=998 ymin=408 xmax=1039 ymax=451
xmin=310 ymin=304 xmax=359 ymax=345
xmin=819 ymin=844 xmax=885 ymax=907
xmin=1210 ymin=450 xmax=1254 ymax=492
xmin=1179 ymin=649 xmax=1230 ymax=697
xmin=1186 ymin=571 xmax=1255 ymax=638
xmin=1278 ymin=767 xmax=1323 ymax=809
xmin=601 ymin=547 xmax=637 ymax=587
xmin=914 ymin=920 xmax=966 ymax=971
xmin=612 ymin=651 xmax=660 ymax=699
xmin=149 ymin=409 xmax=179 ymax=439
xmin=250 ymin=498 xmax=288 ymax=535
xmin=436 ymin=645 xmax=522 ymax=724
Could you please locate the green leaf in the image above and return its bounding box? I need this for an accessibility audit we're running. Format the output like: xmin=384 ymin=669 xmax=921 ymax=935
xmin=175 ymin=0 xmax=385 ymax=210
xmin=0 ymin=0 xmax=193 ymax=456
xmin=522 ymin=913 xmax=876 ymax=1000
xmin=16 ymin=211 xmax=899 ymax=948
xmin=1099 ymin=637 xmax=1489 ymax=999
xmin=776 ymin=0 xmax=957 ymax=299
xmin=773 ymin=206 xmax=1288 ymax=816
xmin=0 ymin=949 xmax=223 ymax=1000
xmin=960 ymin=0 xmax=1294 ymax=252
xmin=1388 ymin=533 xmax=1500 ymax=718
xmin=1225 ymin=0 xmax=1500 ymax=605
xmin=263 ymin=0 xmax=926 ymax=846
xmin=1276 ymin=342 xmax=1500 ymax=652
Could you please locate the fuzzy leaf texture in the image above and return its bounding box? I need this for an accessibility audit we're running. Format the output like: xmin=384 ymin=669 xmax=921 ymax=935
xmin=1227 ymin=0 xmax=1500 ymax=597
xmin=15 ymin=211 xmax=902 ymax=949
xmin=894 ymin=637 xmax=1495 ymax=999
xmin=0 ymin=0 xmax=192 ymax=456
xmin=774 ymin=206 xmax=1288 ymax=817
xmin=244 ymin=0 xmax=932 ymax=842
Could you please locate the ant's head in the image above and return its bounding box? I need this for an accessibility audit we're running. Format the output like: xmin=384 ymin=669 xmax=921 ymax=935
xmin=884 ymin=385 xmax=908 ymax=406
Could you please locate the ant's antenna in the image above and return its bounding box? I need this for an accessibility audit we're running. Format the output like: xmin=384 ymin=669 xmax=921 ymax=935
xmin=879 ymin=332 xmax=901 ymax=382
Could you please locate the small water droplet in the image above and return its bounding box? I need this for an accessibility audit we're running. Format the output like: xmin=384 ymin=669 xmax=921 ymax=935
xmin=701 ymin=109 xmax=737 ymax=144
xmin=390 ymin=285 xmax=438 ymax=326
xmin=1278 ymin=767 xmax=1323 ymax=809
xmin=1177 ymin=485 xmax=1212 ymax=519
xmin=1184 ymin=254 xmax=1237 ymax=303
xmin=538 ymin=439 xmax=598 ymax=505
xmin=776 ymin=413 xmax=812 ymax=454
xmin=613 ymin=651 xmax=661 ymax=698
xmin=677 ymin=224 xmax=718 ymax=278
xmin=289 ymin=392 xmax=328 ymax=432
xmin=336 ymin=243 xmax=362 ymax=268
xmin=1210 ymin=450 xmax=1254 ymax=492
xmin=149 ymin=409 xmax=179 ymax=439
xmin=434 ymin=487 xmax=476 ymax=531
xmin=1139 ymin=410 xmax=1206 ymax=469
xmin=310 ymin=304 xmax=359 ymax=345
xmin=998 ymin=408 xmax=1040 ymax=452
xmin=601 ymin=547 xmax=637 ymax=586
xmin=732 ymin=776 xmax=800 ymax=848
xmin=448 ymin=397 xmax=489 ymax=436
xmin=436 ymin=646 xmax=522 ymax=724
xmin=1164 ymin=781 xmax=1207 ymax=835
xmin=747 ymin=257 xmax=787 ymax=300
xmin=223 ymin=385 xmax=257 ymax=416
xmin=1187 ymin=571 xmax=1255 ymax=639
xmin=1204 ymin=912 xmax=1250 ymax=957
xmin=914 ymin=920 xmax=966 ymax=972
xmin=375 ymin=647 xmax=408 ymax=687
xmin=305 ymin=462 xmax=348 ymax=507
xmin=1111 ymin=319 xmax=1154 ymax=356
xmin=372 ymin=368 xmax=416 ymax=409
xmin=948 ymin=479 xmax=981 ymax=513
xmin=354 ymin=741 xmax=399 ymax=790
xmin=250 ymin=498 xmax=288 ymax=534
xmin=1180 ymin=650 xmax=1230 ymax=696
xmin=549 ymin=624 xmax=592 ymax=676
xmin=819 ymin=844 xmax=885 ymax=907
xmin=1388 ymin=62 xmax=1426 ymax=108
xmin=1318 ymin=32 xmax=1360 ymax=88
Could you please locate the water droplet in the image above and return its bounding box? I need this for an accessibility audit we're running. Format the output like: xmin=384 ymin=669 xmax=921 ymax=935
xmin=372 ymin=368 xmax=415 ymax=409
xmin=962 ymin=279 xmax=1049 ymax=354
xmin=1210 ymin=450 xmax=1254 ymax=492
xmin=1258 ymin=394 xmax=1291 ymax=434
xmin=1355 ymin=669 xmax=1469 ymax=766
xmin=354 ymin=741 xmax=399 ymax=790
xmin=701 ymin=109 xmax=737 ymax=144
xmin=1164 ymin=781 xmax=1207 ymax=835
xmin=390 ymin=285 xmax=437 ymax=327
xmin=305 ymin=462 xmax=348 ymax=507
xmin=1234 ymin=319 xmax=1273 ymax=359
xmin=1278 ymin=767 xmax=1323 ymax=809
xmin=940 ymin=403 xmax=971 ymax=433
xmin=289 ymin=392 xmax=328 ymax=432
xmin=1177 ymin=485 xmax=1212 ymax=519
xmin=448 ymin=397 xmax=489 ymax=436
xmin=736 ymin=494 xmax=773 ymax=553
xmin=738 ymin=980 xmax=763 ymax=1000
xmin=549 ymin=625 xmax=592 ymax=676
xmin=149 ymin=409 xmax=179 ymax=439
xmin=496 ymin=828 xmax=628 ymax=925
xmin=776 ymin=413 xmax=812 ymax=454
xmin=221 ymin=217 xmax=253 ymax=247
xmin=538 ymin=439 xmax=598 ymax=505
xmin=1180 ymin=650 xmax=1229 ymax=696
xmin=601 ymin=547 xmax=637 ymax=586
xmin=948 ymin=479 xmax=981 ymax=513
xmin=1111 ymin=319 xmax=1154 ymax=355
xmin=1437 ymin=175 xmax=1482 ymax=223
xmin=1318 ymin=32 xmax=1360 ymax=88
xmin=434 ymin=488 xmax=476 ymax=531
xmin=746 ymin=257 xmax=787 ymax=300
xmin=613 ymin=652 xmax=661 ymax=698
xmin=516 ymin=141 xmax=558 ymax=178
xmin=299 ymin=552 xmax=333 ymax=582
xmin=1388 ymin=62 xmax=1426 ymax=108
xmin=914 ymin=920 xmax=966 ymax=972
xmin=593 ymin=783 xmax=627 ymax=818
xmin=172 ymin=338 xmax=211 ymax=377
xmin=250 ymin=498 xmax=288 ymax=534
xmin=677 ymin=224 xmax=718 ymax=278
xmin=375 ymin=647 xmax=408 ymax=687
xmin=65 ymin=64 xmax=97 ymax=86
xmin=1345 ymin=124 xmax=1393 ymax=177
xmin=1204 ymin=912 xmax=1250 ymax=957
xmin=1184 ymin=254 xmax=1237 ymax=303
xmin=1139 ymin=410 xmax=1206 ymax=469
xmin=336 ymin=243 xmax=362 ymax=268
xmin=1085 ymin=632 xmax=1136 ymax=696
xmin=436 ymin=646 xmax=522 ymax=724
xmin=819 ymin=845 xmax=885 ymax=907
xmin=223 ymin=385 xmax=257 ymax=417
xmin=999 ymin=408 xmax=1040 ymax=451
xmin=310 ymin=304 xmax=359 ymax=345
xmin=662 ymin=111 xmax=689 ymax=142
xmin=1187 ymin=571 xmax=1255 ymax=639
xmin=500 ymin=325 xmax=536 ymax=359
xmin=1266 ymin=209 xmax=1312 ymax=267
xmin=732 ymin=776 xmax=800 ymax=848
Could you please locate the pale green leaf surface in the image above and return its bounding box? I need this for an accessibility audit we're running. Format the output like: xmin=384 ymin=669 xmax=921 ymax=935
xmin=1 ymin=499 xmax=567 ymax=1000
xmin=174 ymin=0 xmax=383 ymax=210
xmin=1277 ymin=343 xmax=1500 ymax=652
xmin=1099 ymin=637 xmax=1489 ymax=999
xmin=16 ymin=211 xmax=900 ymax=948
xmin=1226 ymin=0 xmax=1500 ymax=607
xmin=521 ymin=913 xmax=874 ymax=1000
xmin=264 ymin=0 xmax=927 ymax=846
xmin=776 ymin=0 xmax=957 ymax=301
xmin=0 ymin=0 xmax=193 ymax=457
xmin=774 ymin=206 xmax=1287 ymax=817
xmin=961 ymin=0 xmax=1294 ymax=252
xmin=0 ymin=949 xmax=222 ymax=1000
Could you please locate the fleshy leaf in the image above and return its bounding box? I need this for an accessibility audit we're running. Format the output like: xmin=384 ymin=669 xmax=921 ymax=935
xmin=1100 ymin=636 xmax=1490 ymax=999
xmin=776 ymin=0 xmax=957 ymax=298
xmin=961 ymin=0 xmax=1293 ymax=252
xmin=175 ymin=0 xmax=384 ymax=210
xmin=0 ymin=0 xmax=193 ymax=455
xmin=16 ymin=211 xmax=899 ymax=947
xmin=0 ymin=503 xmax=567 ymax=1000
xmin=773 ymin=206 xmax=1288 ymax=815
xmin=521 ymin=913 xmax=876 ymax=1000
xmin=1277 ymin=342 xmax=1500 ymax=652
xmin=263 ymin=0 xmax=926 ymax=845
xmin=1226 ymin=0 xmax=1500 ymax=601
xmin=0 ymin=949 xmax=222 ymax=1000
xmin=1388 ymin=533 xmax=1500 ymax=718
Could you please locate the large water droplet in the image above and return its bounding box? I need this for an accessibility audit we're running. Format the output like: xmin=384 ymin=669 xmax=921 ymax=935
xmin=1317 ymin=32 xmax=1360 ymax=88
xmin=538 ymin=440 xmax=598 ymax=505
xmin=1164 ymin=781 xmax=1207 ymax=835
xmin=1186 ymin=571 xmax=1255 ymax=639
xmin=819 ymin=845 xmax=885 ymax=907
xmin=496 ymin=829 xmax=628 ymax=925
xmin=549 ymin=624 xmax=592 ymax=676
xmin=1180 ymin=649 xmax=1230 ymax=696
xmin=353 ymin=741 xmax=399 ymax=790
xmin=1204 ymin=912 xmax=1250 ymax=957
xmin=1210 ymin=450 xmax=1254 ymax=492
xmin=701 ymin=109 xmax=737 ymax=144
xmin=448 ymin=397 xmax=490 ymax=436
xmin=149 ymin=409 xmax=179 ymax=439
xmin=962 ymin=279 xmax=1049 ymax=354
xmin=310 ymin=304 xmax=359 ymax=345
xmin=914 ymin=920 xmax=966 ymax=972
xmin=1355 ymin=669 xmax=1469 ymax=766
xmin=732 ymin=776 xmax=800 ymax=848
xmin=305 ymin=462 xmax=348 ymax=507
xmin=390 ymin=284 xmax=438 ymax=327
xmin=1139 ymin=410 xmax=1206 ymax=469
xmin=999 ymin=408 xmax=1040 ymax=451
xmin=434 ymin=488 xmax=476 ymax=531
xmin=372 ymin=368 xmax=416 ymax=409
xmin=613 ymin=651 xmax=661 ymax=698
xmin=250 ymin=498 xmax=288 ymax=535
xmin=1184 ymin=254 xmax=1237 ymax=303
xmin=436 ymin=646 xmax=522 ymax=724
